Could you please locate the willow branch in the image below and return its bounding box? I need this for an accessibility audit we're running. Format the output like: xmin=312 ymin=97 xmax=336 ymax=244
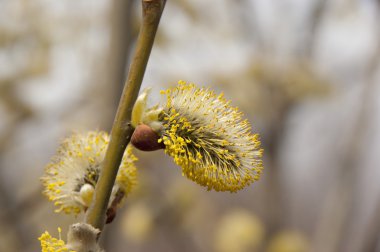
xmin=85 ymin=0 xmax=166 ymax=231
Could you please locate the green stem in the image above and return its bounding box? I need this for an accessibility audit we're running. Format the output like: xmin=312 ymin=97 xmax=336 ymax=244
xmin=85 ymin=0 xmax=166 ymax=231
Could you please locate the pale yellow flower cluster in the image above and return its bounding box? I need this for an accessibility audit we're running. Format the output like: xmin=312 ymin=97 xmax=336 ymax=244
xmin=38 ymin=228 xmax=75 ymax=252
xmin=41 ymin=131 xmax=137 ymax=214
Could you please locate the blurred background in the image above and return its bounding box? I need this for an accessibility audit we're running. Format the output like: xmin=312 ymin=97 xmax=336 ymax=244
xmin=1 ymin=0 xmax=380 ymax=251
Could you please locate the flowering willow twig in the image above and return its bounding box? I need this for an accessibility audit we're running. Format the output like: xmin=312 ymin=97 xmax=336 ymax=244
xmin=85 ymin=0 xmax=166 ymax=231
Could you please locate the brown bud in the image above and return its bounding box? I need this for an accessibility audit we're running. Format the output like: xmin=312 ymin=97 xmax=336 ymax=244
xmin=106 ymin=207 xmax=117 ymax=224
xmin=131 ymin=124 xmax=165 ymax=151
xmin=106 ymin=190 xmax=124 ymax=224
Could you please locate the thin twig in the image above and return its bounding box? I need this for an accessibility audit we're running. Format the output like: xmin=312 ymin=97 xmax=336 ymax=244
xmin=85 ymin=0 xmax=166 ymax=231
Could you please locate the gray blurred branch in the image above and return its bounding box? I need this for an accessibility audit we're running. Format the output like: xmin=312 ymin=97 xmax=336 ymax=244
xmin=301 ymin=0 xmax=328 ymax=59
xmin=313 ymin=4 xmax=380 ymax=252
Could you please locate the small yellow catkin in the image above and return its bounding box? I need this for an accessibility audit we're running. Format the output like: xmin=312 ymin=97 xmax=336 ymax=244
xmin=41 ymin=131 xmax=138 ymax=215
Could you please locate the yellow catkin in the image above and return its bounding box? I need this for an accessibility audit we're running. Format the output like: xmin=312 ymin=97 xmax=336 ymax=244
xmin=38 ymin=228 xmax=76 ymax=252
xmin=41 ymin=131 xmax=138 ymax=214
xmin=158 ymin=81 xmax=263 ymax=192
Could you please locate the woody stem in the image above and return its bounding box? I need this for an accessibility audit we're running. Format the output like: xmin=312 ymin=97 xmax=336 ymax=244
xmin=85 ymin=0 xmax=166 ymax=231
